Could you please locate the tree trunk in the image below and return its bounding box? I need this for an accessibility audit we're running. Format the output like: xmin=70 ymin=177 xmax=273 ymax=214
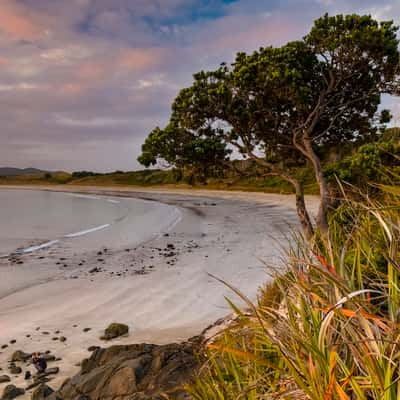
xmin=293 ymin=179 xmax=315 ymax=241
xmin=302 ymin=138 xmax=331 ymax=239
xmin=245 ymin=153 xmax=315 ymax=241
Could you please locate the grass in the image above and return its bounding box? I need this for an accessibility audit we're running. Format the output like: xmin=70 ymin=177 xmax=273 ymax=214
xmin=0 ymin=167 xmax=319 ymax=194
xmin=188 ymin=183 xmax=400 ymax=399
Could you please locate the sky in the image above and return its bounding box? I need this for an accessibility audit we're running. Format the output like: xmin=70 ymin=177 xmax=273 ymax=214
xmin=1 ymin=0 xmax=400 ymax=171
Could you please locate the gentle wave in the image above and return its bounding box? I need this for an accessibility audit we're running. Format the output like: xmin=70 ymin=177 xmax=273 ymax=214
xmin=18 ymin=240 xmax=60 ymax=254
xmin=64 ymin=224 xmax=110 ymax=238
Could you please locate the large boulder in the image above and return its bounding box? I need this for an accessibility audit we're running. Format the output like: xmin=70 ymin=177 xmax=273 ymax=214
xmin=1 ymin=385 xmax=25 ymax=400
xmin=54 ymin=339 xmax=202 ymax=400
xmin=100 ymin=323 xmax=129 ymax=341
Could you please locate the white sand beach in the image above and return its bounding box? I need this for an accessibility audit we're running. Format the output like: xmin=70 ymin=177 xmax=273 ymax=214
xmin=0 ymin=186 xmax=319 ymax=396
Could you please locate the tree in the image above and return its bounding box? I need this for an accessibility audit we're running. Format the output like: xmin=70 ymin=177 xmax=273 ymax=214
xmin=138 ymin=122 xmax=231 ymax=183
xmin=138 ymin=14 xmax=399 ymax=240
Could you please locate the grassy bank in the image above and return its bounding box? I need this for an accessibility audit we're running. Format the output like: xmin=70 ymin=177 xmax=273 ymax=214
xmin=0 ymin=168 xmax=318 ymax=194
xmin=188 ymin=184 xmax=400 ymax=399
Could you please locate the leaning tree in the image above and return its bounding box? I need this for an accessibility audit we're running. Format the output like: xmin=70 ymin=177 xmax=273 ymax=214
xmin=139 ymin=14 xmax=400 ymax=240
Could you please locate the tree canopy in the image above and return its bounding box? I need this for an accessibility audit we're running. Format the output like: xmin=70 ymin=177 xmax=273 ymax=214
xmin=138 ymin=14 xmax=400 ymax=240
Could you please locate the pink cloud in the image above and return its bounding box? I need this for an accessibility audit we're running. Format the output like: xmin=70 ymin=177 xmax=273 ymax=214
xmin=193 ymin=13 xmax=308 ymax=58
xmin=117 ymin=48 xmax=168 ymax=72
xmin=0 ymin=0 xmax=46 ymax=40
xmin=60 ymin=83 xmax=84 ymax=96
xmin=77 ymin=61 xmax=111 ymax=81
xmin=0 ymin=57 xmax=10 ymax=68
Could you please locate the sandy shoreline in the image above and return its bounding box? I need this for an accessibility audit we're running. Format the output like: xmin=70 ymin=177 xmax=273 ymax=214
xmin=0 ymin=185 xmax=318 ymax=397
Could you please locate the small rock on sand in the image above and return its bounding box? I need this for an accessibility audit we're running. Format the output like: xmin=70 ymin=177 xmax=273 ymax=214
xmin=10 ymin=351 xmax=31 ymax=362
xmin=100 ymin=323 xmax=129 ymax=341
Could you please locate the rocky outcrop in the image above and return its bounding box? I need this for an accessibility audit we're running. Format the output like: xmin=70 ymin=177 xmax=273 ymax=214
xmin=51 ymin=338 xmax=202 ymax=400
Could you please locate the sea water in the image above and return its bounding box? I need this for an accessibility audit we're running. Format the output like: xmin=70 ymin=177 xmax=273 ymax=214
xmin=0 ymin=189 xmax=181 ymax=257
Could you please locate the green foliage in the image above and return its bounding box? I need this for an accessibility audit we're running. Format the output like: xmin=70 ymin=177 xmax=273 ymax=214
xmin=71 ymin=171 xmax=100 ymax=179
xmin=324 ymin=131 xmax=400 ymax=187
xmin=139 ymin=13 xmax=399 ymax=176
xmin=138 ymin=12 xmax=400 ymax=237
xmin=138 ymin=123 xmax=231 ymax=182
xmin=189 ymin=186 xmax=400 ymax=399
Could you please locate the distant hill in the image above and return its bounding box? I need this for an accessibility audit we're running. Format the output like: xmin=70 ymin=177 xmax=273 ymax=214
xmin=0 ymin=167 xmax=48 ymax=176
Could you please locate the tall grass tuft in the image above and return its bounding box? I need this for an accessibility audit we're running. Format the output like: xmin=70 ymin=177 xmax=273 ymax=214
xmin=188 ymin=185 xmax=400 ymax=399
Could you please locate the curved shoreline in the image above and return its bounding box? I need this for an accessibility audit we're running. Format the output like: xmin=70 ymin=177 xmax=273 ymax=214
xmin=1 ymin=188 xmax=183 ymax=259
xmin=0 ymin=185 xmax=319 ymax=398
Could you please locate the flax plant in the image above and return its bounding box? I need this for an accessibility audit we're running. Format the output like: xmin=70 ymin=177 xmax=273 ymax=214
xmin=189 ymin=186 xmax=400 ymax=399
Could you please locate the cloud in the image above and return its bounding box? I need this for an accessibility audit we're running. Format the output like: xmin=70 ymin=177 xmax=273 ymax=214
xmin=117 ymin=48 xmax=170 ymax=72
xmin=0 ymin=0 xmax=48 ymax=40
xmin=0 ymin=0 xmax=399 ymax=171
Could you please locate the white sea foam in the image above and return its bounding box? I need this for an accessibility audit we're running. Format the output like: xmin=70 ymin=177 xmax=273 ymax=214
xmin=164 ymin=207 xmax=183 ymax=233
xmin=64 ymin=224 xmax=110 ymax=238
xmin=19 ymin=240 xmax=60 ymax=254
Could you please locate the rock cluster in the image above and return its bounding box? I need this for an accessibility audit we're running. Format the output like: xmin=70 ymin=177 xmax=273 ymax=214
xmin=52 ymin=339 xmax=201 ymax=400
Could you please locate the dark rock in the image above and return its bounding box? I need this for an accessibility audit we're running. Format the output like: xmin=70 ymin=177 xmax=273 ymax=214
xmin=31 ymin=384 xmax=54 ymax=400
xmin=0 ymin=376 xmax=10 ymax=384
xmin=24 ymin=371 xmax=31 ymax=380
xmin=35 ymin=367 xmax=59 ymax=381
xmin=100 ymin=323 xmax=129 ymax=341
xmin=59 ymin=337 xmax=67 ymax=343
xmin=1 ymin=345 xmax=8 ymax=350
xmin=54 ymin=340 xmax=201 ymax=400
xmin=25 ymin=378 xmax=52 ymax=391
xmin=42 ymin=354 xmax=56 ymax=362
xmin=1 ymin=384 xmax=25 ymax=399
xmin=83 ymin=328 xmax=91 ymax=333
xmin=87 ymin=346 xmax=99 ymax=353
xmin=88 ymin=268 xmax=100 ymax=274
xmin=9 ymin=340 xmax=16 ymax=345
xmin=9 ymin=365 xmax=21 ymax=375
xmin=10 ymin=350 xmax=31 ymax=362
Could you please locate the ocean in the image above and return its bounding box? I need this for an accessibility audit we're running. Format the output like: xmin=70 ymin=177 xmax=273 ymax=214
xmin=0 ymin=189 xmax=181 ymax=257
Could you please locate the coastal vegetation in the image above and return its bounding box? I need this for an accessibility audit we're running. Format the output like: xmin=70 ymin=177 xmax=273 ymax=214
xmin=188 ymin=183 xmax=400 ymax=399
